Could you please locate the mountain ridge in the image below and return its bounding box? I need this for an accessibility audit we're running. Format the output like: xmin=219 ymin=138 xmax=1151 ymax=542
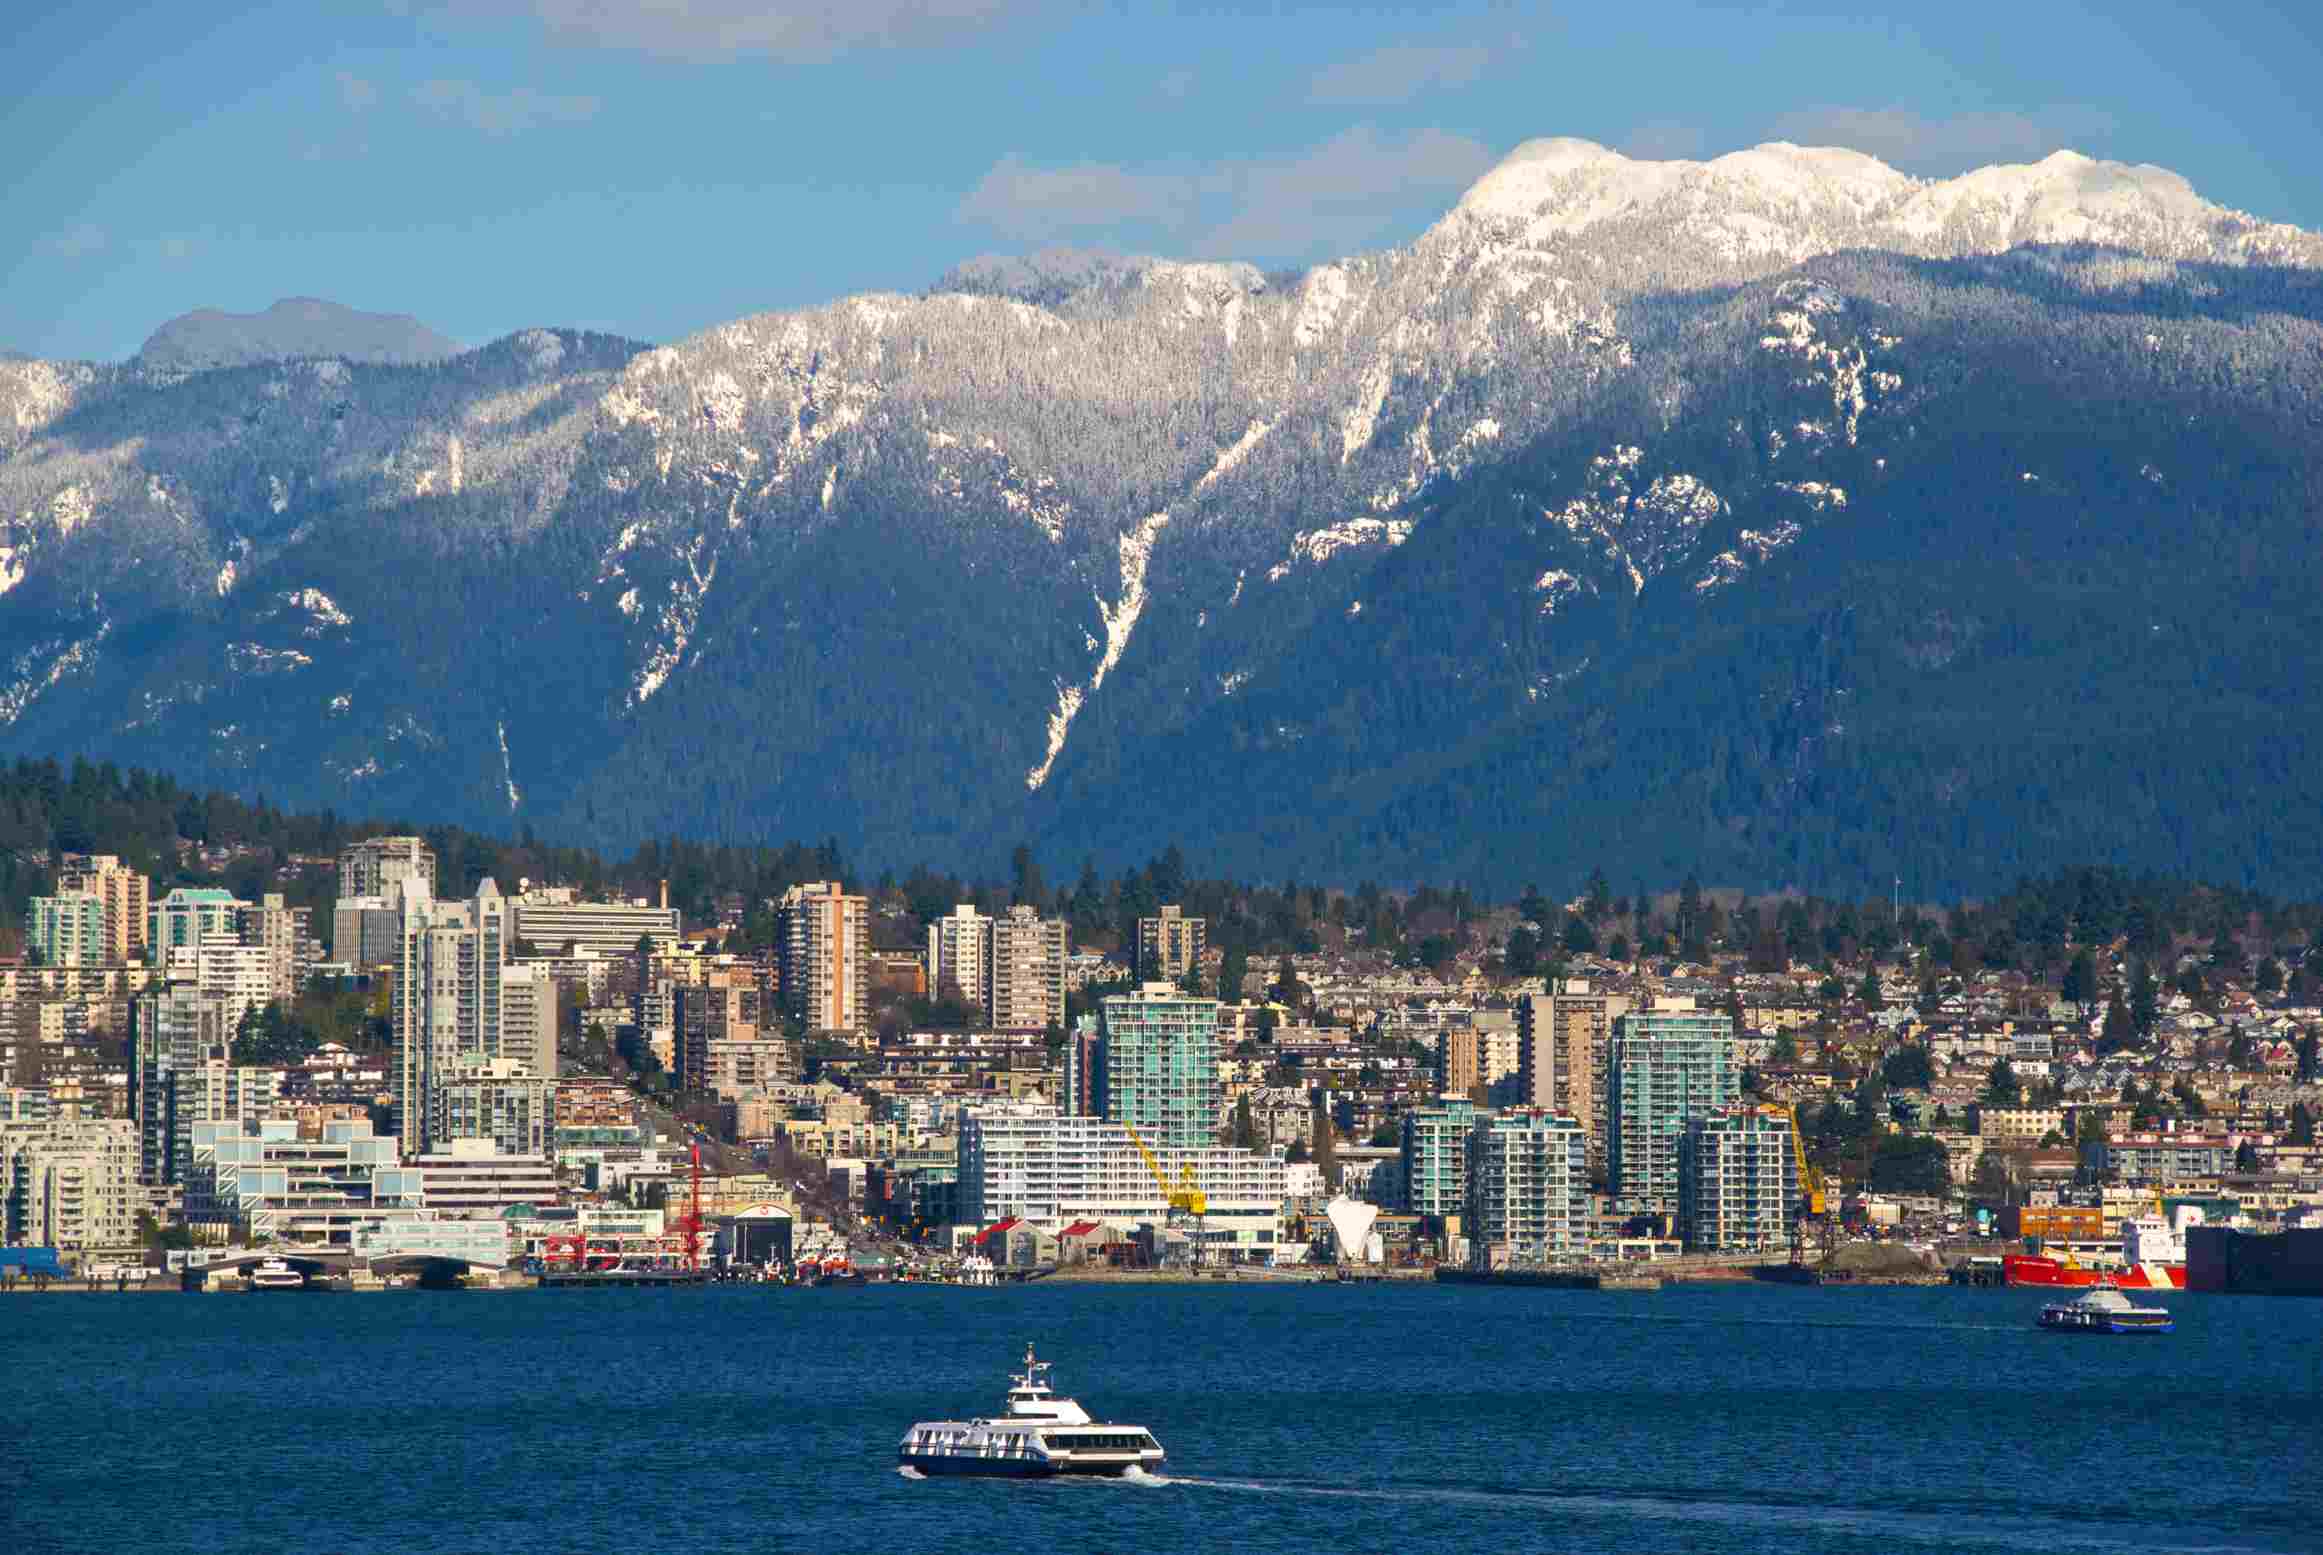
xmin=3 ymin=138 xmax=2320 ymax=897
xmin=137 ymin=297 xmax=463 ymax=372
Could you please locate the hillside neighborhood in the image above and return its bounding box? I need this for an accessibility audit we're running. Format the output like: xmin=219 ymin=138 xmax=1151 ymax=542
xmin=7 ymin=816 xmax=2319 ymax=1287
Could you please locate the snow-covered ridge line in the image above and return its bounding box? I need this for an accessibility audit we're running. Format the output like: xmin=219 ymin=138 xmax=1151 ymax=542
xmin=1444 ymin=139 xmax=2321 ymax=267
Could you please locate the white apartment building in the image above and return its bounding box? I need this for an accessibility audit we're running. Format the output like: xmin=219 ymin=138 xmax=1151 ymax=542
xmin=333 ymin=894 xmax=413 ymax=969
xmin=499 ymin=961 xmax=558 ymax=1078
xmin=2 ymin=1117 xmax=142 ymax=1255
xmin=927 ymin=905 xmax=992 ymax=1009
xmin=1465 ymin=1108 xmax=1590 ymax=1269
xmin=393 ymin=879 xmax=519 ymax=1154
xmin=1678 ymin=1106 xmax=1801 ymax=1254
xmin=427 ymin=1060 xmax=555 ymax=1157
xmin=959 ymin=1103 xmax=1286 ymax=1252
xmin=508 ymin=889 xmax=681 ymax=957
xmin=194 ymin=936 xmax=278 ymax=1034
xmin=339 ymin=836 xmax=437 ymax=901
xmin=238 ymin=892 xmax=314 ymax=1002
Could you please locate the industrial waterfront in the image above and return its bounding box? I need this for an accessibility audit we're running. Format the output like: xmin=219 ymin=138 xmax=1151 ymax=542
xmin=8 ymin=1280 xmax=2317 ymax=1555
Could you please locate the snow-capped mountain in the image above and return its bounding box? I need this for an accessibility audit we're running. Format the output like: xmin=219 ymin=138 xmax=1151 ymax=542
xmin=4 ymin=140 xmax=2321 ymax=895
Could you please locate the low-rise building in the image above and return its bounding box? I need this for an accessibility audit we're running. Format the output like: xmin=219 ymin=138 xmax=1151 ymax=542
xmin=410 ymin=1139 xmax=561 ymax=1217
xmin=1974 ymin=1107 xmax=2066 ymax=1146
xmin=185 ymin=1118 xmax=426 ymax=1244
xmin=959 ymin=1103 xmax=1286 ymax=1255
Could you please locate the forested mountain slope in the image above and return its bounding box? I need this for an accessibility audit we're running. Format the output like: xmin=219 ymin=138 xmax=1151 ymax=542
xmin=2 ymin=140 xmax=2319 ymax=896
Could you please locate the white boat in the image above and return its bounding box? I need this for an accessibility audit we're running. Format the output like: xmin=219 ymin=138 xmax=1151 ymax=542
xmin=899 ymin=1346 xmax=1166 ymax=1478
xmin=2036 ymin=1284 xmax=2172 ymax=1334
xmin=247 ymin=1257 xmax=307 ymax=1292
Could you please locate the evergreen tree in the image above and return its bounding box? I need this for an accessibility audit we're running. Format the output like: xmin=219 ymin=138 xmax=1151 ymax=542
xmin=1218 ymin=944 xmax=1249 ymax=1004
xmin=1504 ymin=925 xmax=1539 ymax=977
xmin=1009 ymin=843 xmax=1047 ymax=909
xmin=1230 ymin=1093 xmax=1260 ymax=1152
xmin=1880 ymin=1043 xmax=1934 ymax=1090
xmin=1310 ymin=1096 xmax=1340 ymax=1192
xmin=2061 ymin=950 xmax=2097 ymax=1012
xmin=1274 ymin=953 xmax=1301 ymax=1007
xmin=1852 ymin=1070 xmax=1889 ymax=1135
xmin=2227 ymin=1025 xmax=2254 ymax=1069
xmin=2128 ymin=960 xmax=2160 ymax=1037
xmin=1982 ymin=1059 xmax=2023 ymax=1107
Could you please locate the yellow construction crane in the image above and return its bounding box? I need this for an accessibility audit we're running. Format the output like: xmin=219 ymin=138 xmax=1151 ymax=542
xmin=1121 ymin=1120 xmax=1207 ymax=1261
xmin=1776 ymin=1102 xmax=1829 ymax=1218
xmin=1774 ymin=1102 xmax=1834 ymax=1267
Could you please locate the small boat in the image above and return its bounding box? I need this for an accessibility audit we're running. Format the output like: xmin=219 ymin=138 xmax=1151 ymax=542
xmin=899 ymin=1345 xmax=1166 ymax=1478
xmin=2037 ymin=1284 xmax=2172 ymax=1334
xmin=247 ymin=1257 xmax=307 ymax=1292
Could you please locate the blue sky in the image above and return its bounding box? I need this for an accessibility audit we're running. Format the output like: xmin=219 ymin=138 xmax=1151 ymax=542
xmin=6 ymin=1 xmax=2320 ymax=360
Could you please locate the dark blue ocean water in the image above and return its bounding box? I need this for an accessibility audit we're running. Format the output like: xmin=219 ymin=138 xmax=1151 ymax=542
xmin=5 ymin=1281 xmax=2319 ymax=1555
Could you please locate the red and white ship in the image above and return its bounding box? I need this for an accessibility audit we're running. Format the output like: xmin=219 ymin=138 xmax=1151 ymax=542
xmin=2003 ymin=1209 xmax=2197 ymax=1289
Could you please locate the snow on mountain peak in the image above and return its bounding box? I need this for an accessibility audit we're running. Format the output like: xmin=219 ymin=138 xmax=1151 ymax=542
xmin=1440 ymin=136 xmax=2316 ymax=268
xmin=1702 ymin=143 xmax=1915 ymax=213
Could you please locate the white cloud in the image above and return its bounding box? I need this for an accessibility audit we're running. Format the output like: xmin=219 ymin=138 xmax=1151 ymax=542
xmin=1307 ymin=40 xmax=1497 ymax=106
xmin=412 ymin=78 xmax=602 ymax=134
xmin=956 ymin=125 xmax=1497 ymax=258
xmin=425 ymin=0 xmax=1058 ymax=63
xmin=337 ymin=70 xmax=381 ymax=111
xmin=44 ymin=225 xmax=107 ymax=260
xmin=1767 ymin=103 xmax=2120 ymax=173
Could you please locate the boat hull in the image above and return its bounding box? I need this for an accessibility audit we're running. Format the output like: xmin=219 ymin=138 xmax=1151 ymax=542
xmin=899 ymin=1453 xmax=1161 ymax=1479
xmin=2003 ymin=1255 xmax=2184 ymax=1290
xmin=2037 ymin=1312 xmax=2173 ymax=1334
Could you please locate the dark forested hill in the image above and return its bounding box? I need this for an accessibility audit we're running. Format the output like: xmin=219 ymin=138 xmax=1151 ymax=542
xmin=2 ymin=141 xmax=2320 ymax=896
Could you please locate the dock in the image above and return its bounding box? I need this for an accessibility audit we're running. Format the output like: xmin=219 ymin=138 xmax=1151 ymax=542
xmin=538 ymin=1269 xmax=713 ymax=1289
xmin=1434 ymin=1266 xmax=1664 ymax=1291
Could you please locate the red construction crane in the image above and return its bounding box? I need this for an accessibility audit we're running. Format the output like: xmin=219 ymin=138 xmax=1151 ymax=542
xmin=676 ymin=1140 xmax=705 ymax=1274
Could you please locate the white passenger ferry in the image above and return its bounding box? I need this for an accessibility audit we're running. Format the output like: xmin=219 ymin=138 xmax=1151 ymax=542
xmin=247 ymin=1257 xmax=308 ymax=1291
xmin=2036 ymin=1284 xmax=2173 ymax=1334
xmin=899 ymin=1346 xmax=1166 ymax=1478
